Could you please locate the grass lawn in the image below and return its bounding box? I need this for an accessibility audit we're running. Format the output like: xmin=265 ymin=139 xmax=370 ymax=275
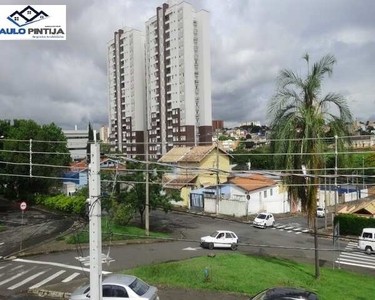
xmin=63 ymin=217 xmax=169 ymax=244
xmin=125 ymin=253 xmax=374 ymax=299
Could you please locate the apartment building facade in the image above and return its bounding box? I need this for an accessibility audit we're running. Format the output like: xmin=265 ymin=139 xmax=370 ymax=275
xmin=108 ymin=1 xmax=212 ymax=158
xmin=145 ymin=1 xmax=212 ymax=158
xmin=108 ymin=27 xmax=145 ymax=156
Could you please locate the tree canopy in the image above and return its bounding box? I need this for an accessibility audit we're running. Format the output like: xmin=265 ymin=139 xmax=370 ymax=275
xmin=268 ymin=54 xmax=353 ymax=225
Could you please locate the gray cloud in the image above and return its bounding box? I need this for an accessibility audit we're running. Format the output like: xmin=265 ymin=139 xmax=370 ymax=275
xmin=0 ymin=0 xmax=374 ymax=130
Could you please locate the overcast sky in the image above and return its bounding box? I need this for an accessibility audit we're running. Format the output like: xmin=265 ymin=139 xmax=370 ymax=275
xmin=0 ymin=0 xmax=374 ymax=130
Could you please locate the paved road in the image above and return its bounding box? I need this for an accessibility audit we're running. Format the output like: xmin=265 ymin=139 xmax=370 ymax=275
xmin=1 ymin=210 xmax=373 ymax=297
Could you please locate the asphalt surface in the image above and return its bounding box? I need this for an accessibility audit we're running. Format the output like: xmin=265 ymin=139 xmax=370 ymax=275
xmin=0 ymin=208 xmax=373 ymax=299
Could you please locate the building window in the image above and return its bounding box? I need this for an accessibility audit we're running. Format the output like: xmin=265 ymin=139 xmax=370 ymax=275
xmin=270 ymin=189 xmax=273 ymax=196
xmin=264 ymin=190 xmax=267 ymax=198
xmin=180 ymin=126 xmax=185 ymax=132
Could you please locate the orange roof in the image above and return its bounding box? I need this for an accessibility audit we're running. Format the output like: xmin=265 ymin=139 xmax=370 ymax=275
xmin=70 ymin=158 xmax=126 ymax=171
xmin=228 ymin=175 xmax=276 ymax=192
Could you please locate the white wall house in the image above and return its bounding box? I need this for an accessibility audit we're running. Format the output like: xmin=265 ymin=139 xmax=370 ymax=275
xmin=192 ymin=175 xmax=289 ymax=217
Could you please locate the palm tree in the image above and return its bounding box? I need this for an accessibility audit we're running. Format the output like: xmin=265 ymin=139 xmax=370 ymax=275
xmin=268 ymin=54 xmax=353 ymax=226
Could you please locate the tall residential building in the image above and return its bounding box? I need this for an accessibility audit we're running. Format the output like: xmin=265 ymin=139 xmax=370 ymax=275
xmin=108 ymin=27 xmax=145 ymax=156
xmin=108 ymin=1 xmax=212 ymax=158
xmin=63 ymin=126 xmax=88 ymax=160
xmin=100 ymin=125 xmax=109 ymax=143
xmin=145 ymin=0 xmax=212 ymax=158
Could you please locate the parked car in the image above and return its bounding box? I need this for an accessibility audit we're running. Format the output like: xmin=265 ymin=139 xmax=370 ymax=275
xmin=316 ymin=207 xmax=325 ymax=218
xmin=200 ymin=230 xmax=238 ymax=250
xmin=253 ymin=213 xmax=275 ymax=228
xmin=70 ymin=274 xmax=160 ymax=300
xmin=358 ymin=228 xmax=375 ymax=255
xmin=251 ymin=287 xmax=319 ymax=299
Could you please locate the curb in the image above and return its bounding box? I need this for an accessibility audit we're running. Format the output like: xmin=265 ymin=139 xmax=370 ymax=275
xmin=30 ymin=288 xmax=72 ymax=299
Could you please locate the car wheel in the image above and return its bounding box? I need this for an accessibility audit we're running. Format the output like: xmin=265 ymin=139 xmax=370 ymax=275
xmin=365 ymin=246 xmax=372 ymax=255
xmin=263 ymin=223 xmax=267 ymax=229
xmin=231 ymin=243 xmax=237 ymax=251
xmin=272 ymin=221 xmax=275 ymax=227
xmin=208 ymin=243 xmax=214 ymax=250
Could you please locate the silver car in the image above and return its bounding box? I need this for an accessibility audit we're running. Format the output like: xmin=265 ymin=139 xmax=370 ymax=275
xmin=70 ymin=274 xmax=159 ymax=300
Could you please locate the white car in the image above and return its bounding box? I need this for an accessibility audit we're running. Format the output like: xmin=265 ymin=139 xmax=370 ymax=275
xmin=200 ymin=230 xmax=239 ymax=250
xmin=316 ymin=207 xmax=325 ymax=218
xmin=358 ymin=228 xmax=375 ymax=255
xmin=253 ymin=213 xmax=275 ymax=228
xmin=70 ymin=274 xmax=159 ymax=300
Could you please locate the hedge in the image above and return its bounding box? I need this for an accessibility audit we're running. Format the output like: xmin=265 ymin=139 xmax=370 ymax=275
xmin=334 ymin=214 xmax=375 ymax=236
xmin=36 ymin=193 xmax=86 ymax=214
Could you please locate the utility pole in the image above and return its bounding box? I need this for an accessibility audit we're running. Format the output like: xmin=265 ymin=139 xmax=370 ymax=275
xmin=324 ymin=157 xmax=327 ymax=231
xmin=145 ymin=137 xmax=150 ymax=236
xmin=362 ymin=156 xmax=365 ymax=189
xmin=29 ymin=139 xmax=32 ymax=178
xmin=215 ymin=131 xmax=219 ymax=215
xmin=89 ymin=143 xmax=102 ymax=300
xmin=334 ymin=135 xmax=338 ymax=215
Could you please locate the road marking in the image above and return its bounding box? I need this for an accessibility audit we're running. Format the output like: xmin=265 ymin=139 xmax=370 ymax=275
xmin=301 ymin=229 xmax=309 ymax=233
xmin=340 ymin=253 xmax=375 ymax=263
xmin=293 ymin=227 xmax=302 ymax=231
xmin=13 ymin=258 xmax=111 ymax=275
xmin=335 ymin=259 xmax=375 ymax=270
xmin=287 ymin=230 xmax=292 ymax=233
xmin=284 ymin=226 xmax=293 ymax=230
xmin=0 ymin=263 xmax=12 ymax=270
xmin=0 ymin=269 xmax=30 ymax=286
xmin=10 ymin=265 xmax=24 ymax=271
xmin=182 ymin=247 xmax=202 ymax=251
xmin=272 ymin=228 xmax=276 ymax=230
xmin=295 ymin=232 xmax=301 ymax=235
xmin=62 ymin=272 xmax=80 ymax=283
xmin=277 ymin=225 xmax=286 ymax=229
xmin=0 ymin=242 xmax=4 ymax=246
xmin=8 ymin=271 xmax=46 ymax=290
xmin=279 ymin=229 xmax=284 ymax=231
xmin=29 ymin=270 xmax=66 ymax=290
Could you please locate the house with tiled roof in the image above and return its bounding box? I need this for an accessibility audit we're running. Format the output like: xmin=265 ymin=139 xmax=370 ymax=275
xmin=62 ymin=157 xmax=126 ymax=193
xmin=159 ymin=145 xmax=232 ymax=207
xmin=191 ymin=174 xmax=289 ymax=216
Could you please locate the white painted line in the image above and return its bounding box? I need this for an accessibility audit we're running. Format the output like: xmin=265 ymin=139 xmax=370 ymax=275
xmin=10 ymin=265 xmax=24 ymax=271
xmin=335 ymin=260 xmax=375 ymax=270
xmin=340 ymin=253 xmax=375 ymax=264
xmin=8 ymin=271 xmax=46 ymax=290
xmin=277 ymin=225 xmax=286 ymax=229
xmin=295 ymin=232 xmax=302 ymax=235
xmin=29 ymin=270 xmax=66 ymax=290
xmin=0 ymin=263 xmax=12 ymax=270
xmin=301 ymin=229 xmax=309 ymax=233
xmin=0 ymin=270 xmax=30 ymax=286
xmin=0 ymin=242 xmax=4 ymax=246
xmin=279 ymin=229 xmax=284 ymax=231
xmin=287 ymin=230 xmax=293 ymax=233
xmin=347 ymin=242 xmax=358 ymax=246
xmin=272 ymin=228 xmax=276 ymax=230
xmin=285 ymin=226 xmax=293 ymax=230
xmin=337 ymin=257 xmax=375 ymax=266
xmin=293 ymin=227 xmax=302 ymax=231
xmin=13 ymin=258 xmax=111 ymax=275
xmin=62 ymin=272 xmax=80 ymax=283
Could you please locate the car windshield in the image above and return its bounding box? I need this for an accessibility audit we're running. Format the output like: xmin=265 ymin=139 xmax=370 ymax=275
xmin=210 ymin=231 xmax=219 ymax=237
xmin=317 ymin=208 xmax=323 ymax=211
xmin=129 ymin=278 xmax=149 ymax=296
xmin=257 ymin=214 xmax=267 ymax=219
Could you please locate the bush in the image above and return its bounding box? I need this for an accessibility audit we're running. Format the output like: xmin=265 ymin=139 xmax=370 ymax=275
xmin=36 ymin=192 xmax=86 ymax=214
xmin=334 ymin=214 xmax=375 ymax=236
xmin=110 ymin=201 xmax=134 ymax=226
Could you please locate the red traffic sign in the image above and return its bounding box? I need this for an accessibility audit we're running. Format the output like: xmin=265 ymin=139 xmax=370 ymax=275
xmin=20 ymin=201 xmax=27 ymax=211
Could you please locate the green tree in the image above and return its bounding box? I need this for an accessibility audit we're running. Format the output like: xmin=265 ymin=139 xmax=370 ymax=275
xmin=268 ymin=54 xmax=353 ymax=226
xmin=112 ymin=160 xmax=181 ymax=226
xmin=1 ymin=120 xmax=71 ymax=200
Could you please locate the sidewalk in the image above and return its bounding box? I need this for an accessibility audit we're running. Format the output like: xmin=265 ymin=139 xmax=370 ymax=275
xmin=30 ymin=279 xmax=250 ymax=300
